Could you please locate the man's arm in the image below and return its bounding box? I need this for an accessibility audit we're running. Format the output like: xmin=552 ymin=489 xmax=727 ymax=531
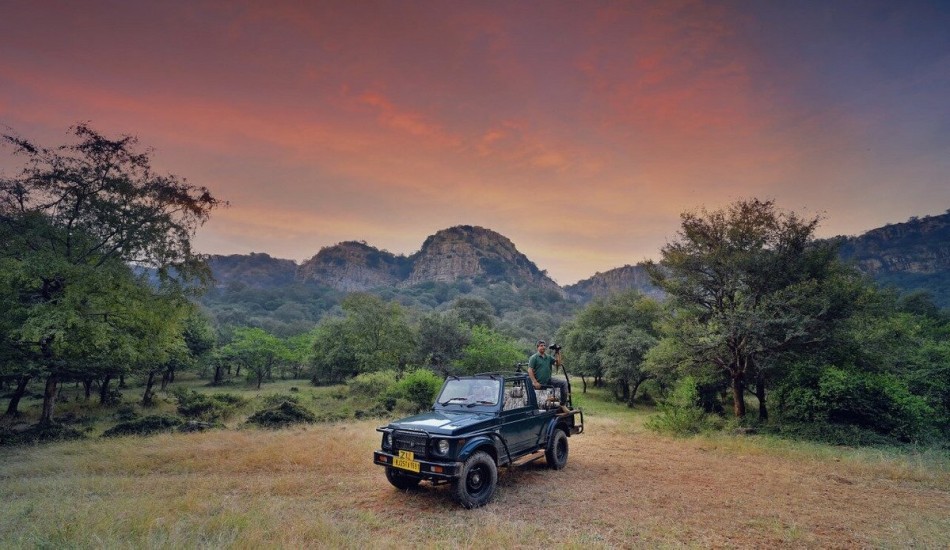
xmin=527 ymin=366 xmax=541 ymax=390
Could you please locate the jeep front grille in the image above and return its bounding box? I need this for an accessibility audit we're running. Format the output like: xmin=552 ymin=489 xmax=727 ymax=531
xmin=393 ymin=431 xmax=428 ymax=458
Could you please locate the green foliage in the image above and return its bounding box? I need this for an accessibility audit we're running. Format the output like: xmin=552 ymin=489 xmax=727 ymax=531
xmin=172 ymin=388 xmax=245 ymax=422
xmin=396 ymin=368 xmax=443 ymax=412
xmin=347 ymin=370 xmax=398 ymax=400
xmin=414 ymin=311 xmax=470 ymax=370
xmin=220 ymin=327 xmax=292 ymax=389
xmin=0 ymin=423 xmax=85 ymax=446
xmin=646 ymin=376 xmax=721 ymax=436
xmin=453 ymin=326 xmax=524 ymax=374
xmin=102 ymin=415 xmax=184 ymax=437
xmin=245 ymin=401 xmax=317 ymax=428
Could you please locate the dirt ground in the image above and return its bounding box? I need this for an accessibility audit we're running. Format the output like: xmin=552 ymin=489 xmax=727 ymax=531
xmin=364 ymin=416 xmax=950 ymax=548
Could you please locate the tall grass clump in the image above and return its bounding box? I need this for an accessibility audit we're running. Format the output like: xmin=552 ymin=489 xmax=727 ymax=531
xmin=646 ymin=376 xmax=721 ymax=435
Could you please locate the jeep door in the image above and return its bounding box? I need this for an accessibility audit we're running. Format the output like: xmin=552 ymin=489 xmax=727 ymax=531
xmin=499 ymin=379 xmax=544 ymax=456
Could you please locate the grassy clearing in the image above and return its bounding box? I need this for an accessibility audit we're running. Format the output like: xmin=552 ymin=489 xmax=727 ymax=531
xmin=2 ymin=387 xmax=948 ymax=548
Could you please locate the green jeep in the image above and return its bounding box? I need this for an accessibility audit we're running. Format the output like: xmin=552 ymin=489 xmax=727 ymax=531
xmin=372 ymin=371 xmax=584 ymax=508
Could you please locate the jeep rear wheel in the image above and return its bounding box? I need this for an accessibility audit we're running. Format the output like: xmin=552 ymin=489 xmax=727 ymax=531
xmin=545 ymin=428 xmax=569 ymax=470
xmin=385 ymin=467 xmax=421 ymax=490
xmin=452 ymin=451 xmax=497 ymax=508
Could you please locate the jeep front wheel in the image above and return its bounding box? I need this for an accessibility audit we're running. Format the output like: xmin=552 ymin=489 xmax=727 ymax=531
xmin=452 ymin=451 xmax=497 ymax=508
xmin=385 ymin=467 xmax=421 ymax=490
xmin=545 ymin=428 xmax=569 ymax=470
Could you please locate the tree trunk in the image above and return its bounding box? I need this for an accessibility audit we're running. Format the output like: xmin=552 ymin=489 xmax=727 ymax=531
xmin=4 ymin=375 xmax=31 ymax=417
xmin=82 ymin=377 xmax=93 ymax=400
xmin=160 ymin=370 xmax=170 ymax=391
xmin=628 ymin=377 xmax=648 ymax=407
xmin=99 ymin=375 xmax=113 ymax=405
xmin=256 ymin=373 xmax=263 ymax=390
xmin=142 ymin=372 xmax=156 ymax=406
xmin=580 ymin=375 xmax=588 ymax=393
xmin=168 ymin=368 xmax=175 ymax=383
xmin=731 ymin=373 xmax=746 ymax=418
xmin=118 ymin=374 xmax=126 ymax=388
xmin=756 ymin=373 xmax=768 ymax=421
xmin=615 ymin=380 xmax=629 ymax=402
xmin=39 ymin=373 xmax=59 ymax=425
xmin=213 ymin=365 xmax=224 ymax=385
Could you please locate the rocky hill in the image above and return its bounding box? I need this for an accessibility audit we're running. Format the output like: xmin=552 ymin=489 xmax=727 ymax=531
xmin=564 ymin=264 xmax=663 ymax=301
xmin=838 ymin=212 xmax=950 ymax=307
xmin=207 ymin=253 xmax=298 ymax=289
xmin=296 ymin=241 xmax=410 ymax=292
xmin=294 ymin=225 xmax=560 ymax=293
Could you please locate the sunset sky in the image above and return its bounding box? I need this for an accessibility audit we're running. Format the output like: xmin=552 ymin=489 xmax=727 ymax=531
xmin=2 ymin=1 xmax=949 ymax=284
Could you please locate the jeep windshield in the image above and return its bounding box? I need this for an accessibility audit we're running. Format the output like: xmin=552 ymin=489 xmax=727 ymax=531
xmin=437 ymin=379 xmax=500 ymax=407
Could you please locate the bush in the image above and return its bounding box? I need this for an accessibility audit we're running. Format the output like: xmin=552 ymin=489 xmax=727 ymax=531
xmin=246 ymin=401 xmax=317 ymax=428
xmin=261 ymin=393 xmax=300 ymax=407
xmin=347 ymin=370 xmax=398 ymax=399
xmin=396 ymin=368 xmax=443 ymax=412
xmin=102 ymin=415 xmax=183 ymax=437
xmin=0 ymin=423 xmax=85 ymax=446
xmin=646 ymin=376 xmax=721 ymax=436
xmin=172 ymin=388 xmax=246 ymax=422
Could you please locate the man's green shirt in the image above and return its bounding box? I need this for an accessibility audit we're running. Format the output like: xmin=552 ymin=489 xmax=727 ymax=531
xmin=528 ymin=352 xmax=555 ymax=384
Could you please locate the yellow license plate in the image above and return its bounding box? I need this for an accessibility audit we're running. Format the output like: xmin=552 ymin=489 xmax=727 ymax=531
xmin=393 ymin=450 xmax=420 ymax=473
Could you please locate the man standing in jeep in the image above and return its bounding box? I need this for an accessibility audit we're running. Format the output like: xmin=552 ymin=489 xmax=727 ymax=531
xmin=527 ymin=340 xmax=570 ymax=407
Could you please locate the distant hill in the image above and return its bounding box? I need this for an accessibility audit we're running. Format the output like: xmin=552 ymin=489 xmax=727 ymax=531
xmin=564 ymin=264 xmax=663 ymax=302
xmin=838 ymin=211 xmax=950 ymax=307
xmin=207 ymin=253 xmax=298 ymax=289
xmin=200 ymin=213 xmax=950 ymax=337
xmin=296 ymin=225 xmax=561 ymax=293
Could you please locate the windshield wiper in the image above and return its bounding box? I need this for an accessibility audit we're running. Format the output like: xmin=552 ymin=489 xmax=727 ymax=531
xmin=439 ymin=397 xmax=470 ymax=406
xmin=466 ymin=400 xmax=496 ymax=407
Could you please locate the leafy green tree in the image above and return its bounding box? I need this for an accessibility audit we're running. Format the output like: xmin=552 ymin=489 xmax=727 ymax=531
xmin=0 ymin=124 xmax=221 ymax=423
xmin=647 ymin=199 xmax=843 ymax=418
xmin=451 ymin=296 xmax=496 ymax=328
xmin=310 ymin=318 xmax=359 ymax=384
xmin=454 ymin=326 xmax=523 ymax=375
xmin=339 ymin=293 xmax=415 ymax=374
xmin=557 ymin=292 xmax=660 ymax=396
xmin=221 ymin=327 xmax=291 ymax=389
xmin=415 ymin=311 xmax=470 ymax=373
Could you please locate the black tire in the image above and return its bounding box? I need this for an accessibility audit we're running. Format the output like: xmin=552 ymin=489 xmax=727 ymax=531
xmin=385 ymin=467 xmax=421 ymax=490
xmin=545 ymin=428 xmax=569 ymax=470
xmin=452 ymin=451 xmax=497 ymax=508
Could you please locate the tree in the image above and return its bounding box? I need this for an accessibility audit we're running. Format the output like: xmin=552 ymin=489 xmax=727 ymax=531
xmin=453 ymin=326 xmax=523 ymax=375
xmin=339 ymin=293 xmax=415 ymax=374
xmin=0 ymin=124 xmax=222 ymax=423
xmin=557 ymin=292 xmax=660 ymax=395
xmin=415 ymin=311 xmax=470 ymax=373
xmin=451 ymin=297 xmax=496 ymax=328
xmin=221 ymin=327 xmax=291 ymax=389
xmin=648 ymin=199 xmax=842 ymax=418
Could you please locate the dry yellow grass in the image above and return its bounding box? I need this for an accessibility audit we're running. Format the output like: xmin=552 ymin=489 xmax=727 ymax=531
xmin=1 ymin=416 xmax=948 ymax=548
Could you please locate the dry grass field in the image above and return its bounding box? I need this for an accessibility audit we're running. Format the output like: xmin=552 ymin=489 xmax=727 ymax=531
xmin=2 ymin=408 xmax=949 ymax=548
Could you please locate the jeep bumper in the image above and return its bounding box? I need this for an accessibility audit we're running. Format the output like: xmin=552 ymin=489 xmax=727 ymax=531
xmin=373 ymin=451 xmax=462 ymax=480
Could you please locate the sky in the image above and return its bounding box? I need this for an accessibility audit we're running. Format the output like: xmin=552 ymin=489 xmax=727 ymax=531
xmin=1 ymin=1 xmax=949 ymax=284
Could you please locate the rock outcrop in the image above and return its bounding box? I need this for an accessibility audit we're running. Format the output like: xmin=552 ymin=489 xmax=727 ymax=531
xmin=564 ymin=264 xmax=663 ymax=302
xmin=296 ymin=241 xmax=408 ymax=292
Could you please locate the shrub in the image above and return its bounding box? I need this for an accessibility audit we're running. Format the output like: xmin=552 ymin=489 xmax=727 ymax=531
xmin=347 ymin=370 xmax=398 ymax=399
xmin=396 ymin=368 xmax=443 ymax=412
xmin=0 ymin=423 xmax=85 ymax=446
xmin=172 ymin=388 xmax=246 ymax=422
xmin=261 ymin=393 xmax=300 ymax=407
xmin=246 ymin=401 xmax=317 ymax=428
xmin=102 ymin=415 xmax=183 ymax=437
xmin=646 ymin=376 xmax=721 ymax=436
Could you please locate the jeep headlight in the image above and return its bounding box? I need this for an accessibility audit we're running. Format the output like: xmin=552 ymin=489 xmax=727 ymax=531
xmin=383 ymin=432 xmax=392 ymax=450
xmin=434 ymin=439 xmax=450 ymax=456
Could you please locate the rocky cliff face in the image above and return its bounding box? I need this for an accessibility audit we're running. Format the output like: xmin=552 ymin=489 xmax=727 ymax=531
xmin=294 ymin=226 xmax=559 ymax=292
xmin=406 ymin=226 xmax=561 ymax=291
xmin=564 ymin=264 xmax=663 ymax=302
xmin=838 ymin=213 xmax=950 ymax=275
xmin=296 ymin=241 xmax=409 ymax=291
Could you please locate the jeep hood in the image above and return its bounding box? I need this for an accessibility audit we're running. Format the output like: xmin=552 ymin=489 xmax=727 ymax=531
xmin=387 ymin=410 xmax=493 ymax=436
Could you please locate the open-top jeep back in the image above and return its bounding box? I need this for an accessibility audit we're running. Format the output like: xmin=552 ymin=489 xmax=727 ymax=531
xmin=372 ymin=371 xmax=583 ymax=508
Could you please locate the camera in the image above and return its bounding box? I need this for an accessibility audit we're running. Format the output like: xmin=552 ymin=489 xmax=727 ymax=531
xmin=549 ymin=343 xmax=562 ymax=353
